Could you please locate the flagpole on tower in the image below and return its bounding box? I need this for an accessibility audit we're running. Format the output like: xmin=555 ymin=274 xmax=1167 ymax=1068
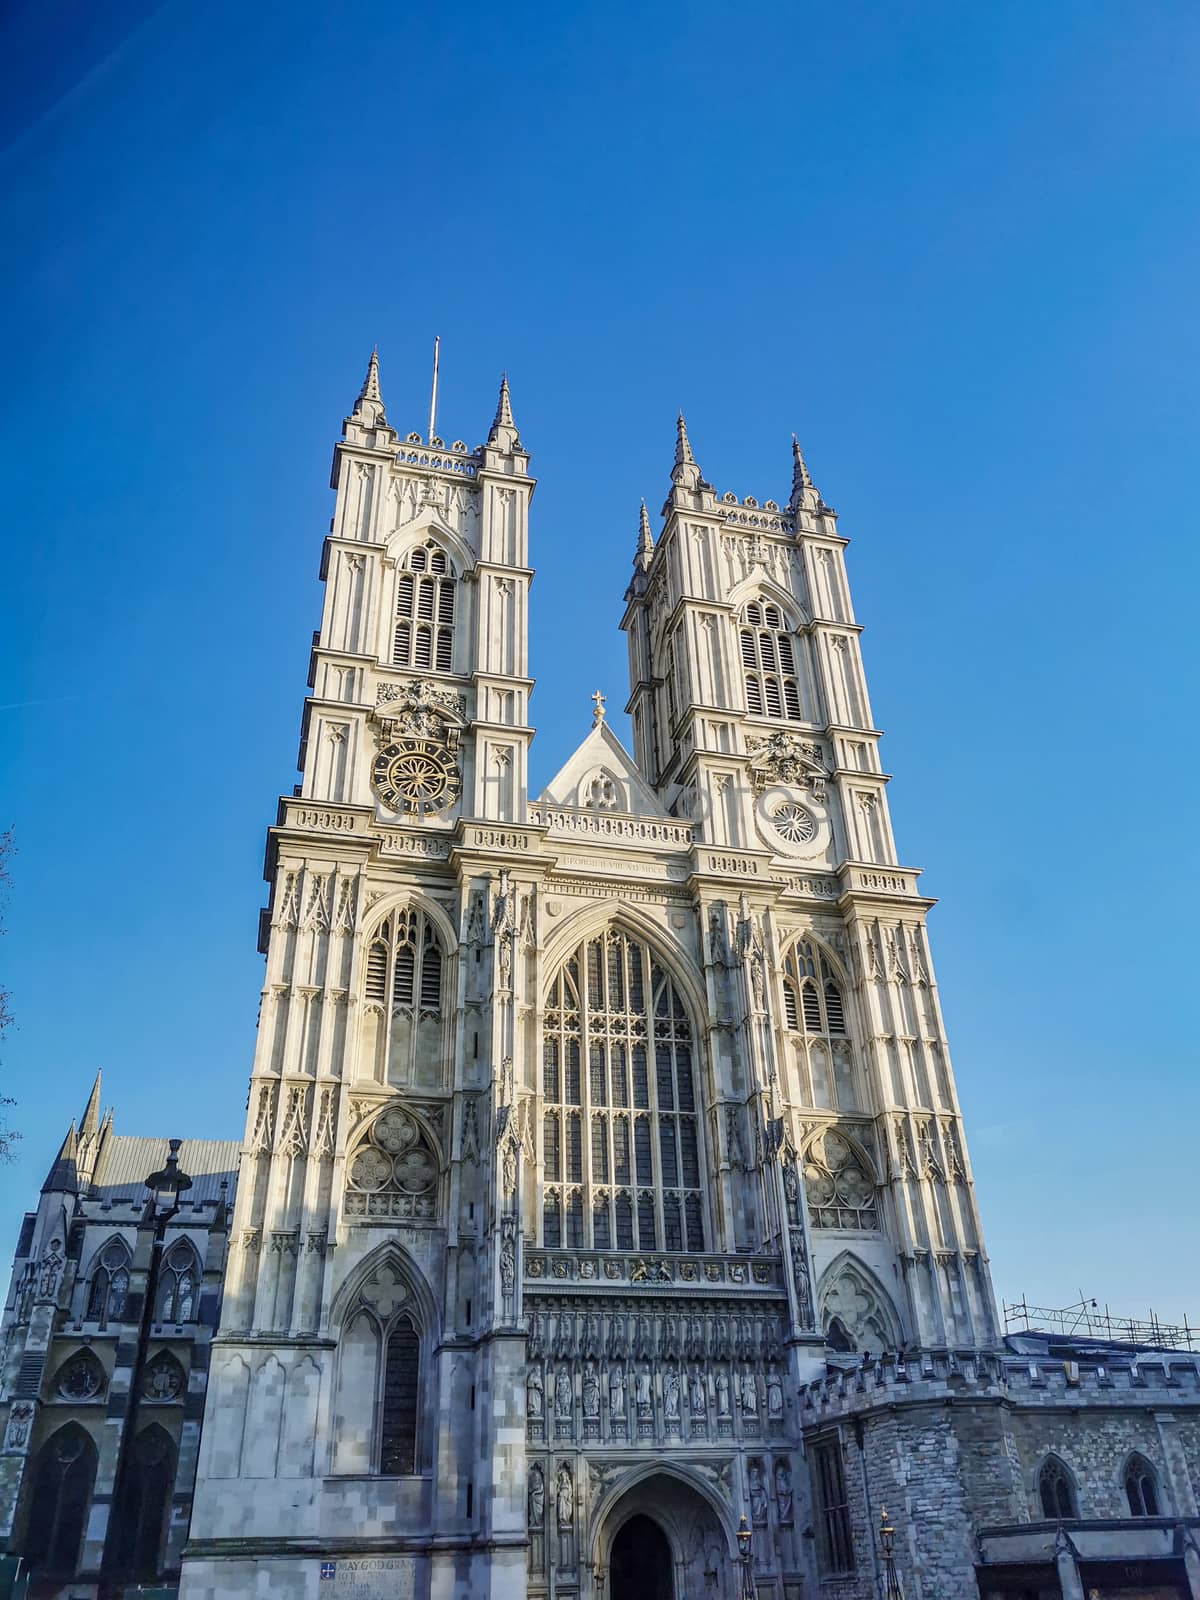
xmin=428 ymin=335 xmax=440 ymax=442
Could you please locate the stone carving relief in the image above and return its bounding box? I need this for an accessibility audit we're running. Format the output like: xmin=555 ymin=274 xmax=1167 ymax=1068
xmin=343 ymin=1106 xmax=439 ymax=1223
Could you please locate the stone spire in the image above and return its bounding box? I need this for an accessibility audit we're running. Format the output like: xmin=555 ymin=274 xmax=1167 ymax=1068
xmin=789 ymin=433 xmax=820 ymax=512
xmin=42 ymin=1121 xmax=79 ymax=1194
xmin=487 ymin=373 xmax=521 ymax=452
xmin=79 ymin=1070 xmax=102 ymax=1140
xmin=351 ymin=347 xmax=387 ymax=428
xmin=671 ymin=412 xmax=702 ymax=489
xmin=633 ymin=500 xmax=655 ymax=571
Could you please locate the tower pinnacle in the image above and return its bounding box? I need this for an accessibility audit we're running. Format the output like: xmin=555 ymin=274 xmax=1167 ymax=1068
xmin=671 ymin=412 xmax=701 ymax=489
xmin=487 ymin=373 xmax=521 ymax=452
xmin=79 ymin=1069 xmax=102 ymax=1140
xmin=633 ymin=500 xmax=655 ymax=571
xmin=789 ymin=433 xmax=820 ymax=512
xmin=351 ymin=347 xmax=387 ymax=428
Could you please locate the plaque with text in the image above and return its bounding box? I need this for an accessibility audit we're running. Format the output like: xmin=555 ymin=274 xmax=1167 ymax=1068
xmin=319 ymin=1556 xmax=418 ymax=1598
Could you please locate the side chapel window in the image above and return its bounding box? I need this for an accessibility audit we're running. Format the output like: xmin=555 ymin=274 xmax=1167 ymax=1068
xmin=154 ymin=1241 xmax=198 ymax=1324
xmin=119 ymin=1426 xmax=175 ymax=1579
xmin=86 ymin=1240 xmax=130 ymax=1324
xmin=740 ymin=600 xmax=802 ymax=720
xmin=392 ymin=544 xmax=456 ymax=672
xmin=1125 ymin=1455 xmax=1161 ymax=1517
xmin=542 ymin=930 xmax=705 ymax=1253
xmin=334 ymin=1267 xmax=423 ymax=1477
xmin=811 ymin=1432 xmax=855 ymax=1575
xmin=25 ymin=1424 xmax=97 ymax=1575
xmin=1038 ymin=1457 xmax=1078 ymax=1520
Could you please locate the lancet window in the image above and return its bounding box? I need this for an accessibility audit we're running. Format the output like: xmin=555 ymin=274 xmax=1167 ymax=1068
xmin=782 ymin=940 xmax=859 ymax=1110
xmin=392 ymin=543 xmax=456 ymax=672
xmin=154 ymin=1241 xmax=199 ymax=1324
xmin=25 ymin=1424 xmax=97 ymax=1576
xmin=811 ymin=1432 xmax=854 ymax=1574
xmin=119 ymin=1426 xmax=175 ymax=1579
xmin=541 ymin=930 xmax=705 ymax=1253
xmin=740 ymin=600 xmax=802 ymax=720
xmin=1125 ymin=1455 xmax=1161 ymax=1516
xmin=333 ymin=1262 xmax=425 ymax=1477
xmin=85 ymin=1239 xmax=130 ymax=1325
xmin=1038 ymin=1457 xmax=1078 ymax=1520
xmin=361 ymin=907 xmax=447 ymax=1086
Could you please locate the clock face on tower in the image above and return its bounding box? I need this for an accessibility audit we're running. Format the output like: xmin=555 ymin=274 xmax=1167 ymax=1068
xmin=371 ymin=738 xmax=462 ymax=816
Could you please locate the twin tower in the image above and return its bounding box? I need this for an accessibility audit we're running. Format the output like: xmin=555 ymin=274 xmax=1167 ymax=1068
xmin=178 ymin=356 xmax=995 ymax=1600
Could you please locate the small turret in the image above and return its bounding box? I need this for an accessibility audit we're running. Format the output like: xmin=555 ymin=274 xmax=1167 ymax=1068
xmin=486 ymin=373 xmax=522 ymax=454
xmin=789 ymin=434 xmax=821 ymax=513
xmin=671 ymin=412 xmax=702 ymax=490
xmin=350 ymin=347 xmax=387 ymax=430
xmin=633 ymin=500 xmax=654 ymax=572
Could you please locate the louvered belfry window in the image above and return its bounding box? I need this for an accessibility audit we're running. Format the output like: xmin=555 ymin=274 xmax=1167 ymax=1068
xmin=740 ymin=600 xmax=802 ymax=720
xmin=541 ymin=930 xmax=705 ymax=1252
xmin=392 ymin=544 xmax=456 ymax=673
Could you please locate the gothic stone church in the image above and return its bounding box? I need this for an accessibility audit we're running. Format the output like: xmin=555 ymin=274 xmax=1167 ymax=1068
xmin=7 ymin=356 xmax=1198 ymax=1600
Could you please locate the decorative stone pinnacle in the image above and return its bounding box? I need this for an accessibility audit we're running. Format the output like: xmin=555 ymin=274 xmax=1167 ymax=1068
xmin=591 ymin=689 xmax=606 ymax=727
xmin=634 ymin=499 xmax=654 ymax=570
xmin=487 ymin=372 xmax=521 ymax=449
xmin=351 ymin=347 xmax=387 ymax=427
xmin=671 ymin=412 xmax=701 ymax=488
xmin=789 ymin=433 xmax=819 ymax=510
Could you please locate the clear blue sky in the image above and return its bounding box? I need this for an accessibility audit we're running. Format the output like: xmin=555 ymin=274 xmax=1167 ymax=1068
xmin=2 ymin=0 xmax=1197 ymax=1324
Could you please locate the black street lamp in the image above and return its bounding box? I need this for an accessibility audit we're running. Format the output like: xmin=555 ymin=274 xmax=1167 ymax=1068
xmin=736 ymin=1513 xmax=754 ymax=1599
xmin=879 ymin=1506 xmax=904 ymax=1600
xmin=99 ymin=1138 xmax=191 ymax=1597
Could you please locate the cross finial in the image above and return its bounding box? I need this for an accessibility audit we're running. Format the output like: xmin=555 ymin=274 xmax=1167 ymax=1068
xmin=591 ymin=690 xmax=606 ymax=727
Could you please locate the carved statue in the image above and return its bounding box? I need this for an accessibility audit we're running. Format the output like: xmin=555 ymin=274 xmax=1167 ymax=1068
xmin=716 ymin=1368 xmax=731 ymax=1417
xmin=740 ymin=1368 xmax=759 ymax=1416
xmin=635 ymin=1366 xmax=652 ymax=1416
xmin=767 ymin=1368 xmax=784 ymax=1419
xmin=689 ymin=1366 xmax=706 ymax=1416
xmin=750 ymin=947 xmax=766 ymax=1010
xmin=749 ymin=1461 xmax=768 ymax=1526
xmin=556 ymin=1465 xmax=574 ymax=1528
xmin=528 ymin=1461 xmax=545 ymax=1526
xmin=714 ymin=1316 xmax=732 ymax=1361
xmin=708 ymin=906 xmax=728 ymax=965
xmin=528 ymin=1311 xmax=546 ymax=1360
xmin=582 ymin=1362 xmax=600 ymax=1419
xmin=775 ymin=1459 xmax=794 ymax=1524
xmin=583 ymin=1312 xmax=603 ymax=1359
xmin=499 ymin=1218 xmax=516 ymax=1299
xmin=663 ymin=1316 xmax=682 ymax=1360
xmin=664 ymin=1368 xmax=680 ymax=1420
xmin=527 ymin=1365 xmax=544 ymax=1418
xmin=608 ymin=1363 xmax=626 ymax=1418
xmin=783 ymin=1161 xmax=800 ymax=1221
xmin=554 ymin=1365 xmax=573 ymax=1419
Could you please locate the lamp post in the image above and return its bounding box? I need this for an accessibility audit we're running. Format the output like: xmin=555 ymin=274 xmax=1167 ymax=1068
xmin=879 ymin=1506 xmax=904 ymax=1600
xmin=99 ymin=1138 xmax=191 ymax=1598
xmin=736 ymin=1513 xmax=755 ymax=1600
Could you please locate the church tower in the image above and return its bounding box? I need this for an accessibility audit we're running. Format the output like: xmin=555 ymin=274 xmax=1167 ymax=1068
xmin=181 ymin=368 xmax=998 ymax=1600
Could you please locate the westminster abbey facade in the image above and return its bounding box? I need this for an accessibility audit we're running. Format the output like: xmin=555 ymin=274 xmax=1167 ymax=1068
xmin=51 ymin=356 xmax=1186 ymax=1600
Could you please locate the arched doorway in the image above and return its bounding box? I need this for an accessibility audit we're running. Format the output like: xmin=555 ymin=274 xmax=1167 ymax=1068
xmin=610 ymin=1514 xmax=673 ymax=1600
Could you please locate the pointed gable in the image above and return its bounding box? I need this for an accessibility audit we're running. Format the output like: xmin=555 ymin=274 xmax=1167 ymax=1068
xmin=538 ymin=720 xmax=667 ymax=818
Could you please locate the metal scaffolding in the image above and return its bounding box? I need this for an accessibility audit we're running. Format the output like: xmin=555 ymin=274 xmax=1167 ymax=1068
xmin=1003 ymin=1295 xmax=1197 ymax=1352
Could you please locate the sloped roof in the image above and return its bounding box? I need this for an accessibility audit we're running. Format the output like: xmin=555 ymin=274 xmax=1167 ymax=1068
xmin=91 ymin=1136 xmax=240 ymax=1204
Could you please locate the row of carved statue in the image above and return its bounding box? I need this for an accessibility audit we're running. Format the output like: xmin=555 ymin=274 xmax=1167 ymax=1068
xmin=528 ymin=1359 xmax=788 ymax=1426
xmin=526 ymin=1305 xmax=787 ymax=1363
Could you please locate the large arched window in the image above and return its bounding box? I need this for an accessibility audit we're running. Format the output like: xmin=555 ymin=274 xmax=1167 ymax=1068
xmin=1125 ymin=1454 xmax=1161 ymax=1517
xmin=85 ymin=1238 xmax=130 ymax=1325
xmin=740 ymin=600 xmax=802 ymax=720
xmin=155 ymin=1241 xmax=199 ymax=1324
xmin=782 ymin=940 xmax=858 ymax=1111
xmin=332 ymin=1261 xmax=426 ymax=1477
xmin=117 ymin=1425 xmax=175 ymax=1579
xmin=542 ymin=929 xmax=705 ymax=1253
xmin=361 ymin=906 xmax=448 ymax=1087
xmin=392 ymin=543 xmax=456 ymax=672
xmin=1038 ymin=1456 xmax=1077 ymax=1520
xmin=24 ymin=1424 xmax=96 ymax=1575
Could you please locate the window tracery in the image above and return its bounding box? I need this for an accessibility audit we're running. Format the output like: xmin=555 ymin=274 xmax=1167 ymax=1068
xmin=361 ymin=907 xmax=447 ymax=1085
xmin=54 ymin=1350 xmax=105 ymax=1401
xmin=542 ymin=930 xmax=705 ymax=1253
xmin=154 ymin=1242 xmax=199 ymax=1324
xmin=739 ymin=600 xmax=802 ymax=720
xmin=26 ymin=1424 xmax=96 ymax=1576
xmin=1038 ymin=1456 xmax=1077 ymax=1519
xmin=805 ymin=1130 xmax=878 ymax=1230
xmin=85 ymin=1239 xmax=130 ymax=1325
xmin=818 ymin=1258 xmax=899 ymax=1352
xmin=392 ymin=543 xmax=456 ymax=673
xmin=344 ymin=1106 xmax=440 ymax=1223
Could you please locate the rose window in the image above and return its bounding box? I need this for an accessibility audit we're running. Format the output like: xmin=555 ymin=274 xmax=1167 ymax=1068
xmin=345 ymin=1107 xmax=440 ymax=1223
xmin=804 ymin=1129 xmax=878 ymax=1230
xmin=771 ymin=801 xmax=816 ymax=844
xmin=55 ymin=1351 xmax=105 ymax=1401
